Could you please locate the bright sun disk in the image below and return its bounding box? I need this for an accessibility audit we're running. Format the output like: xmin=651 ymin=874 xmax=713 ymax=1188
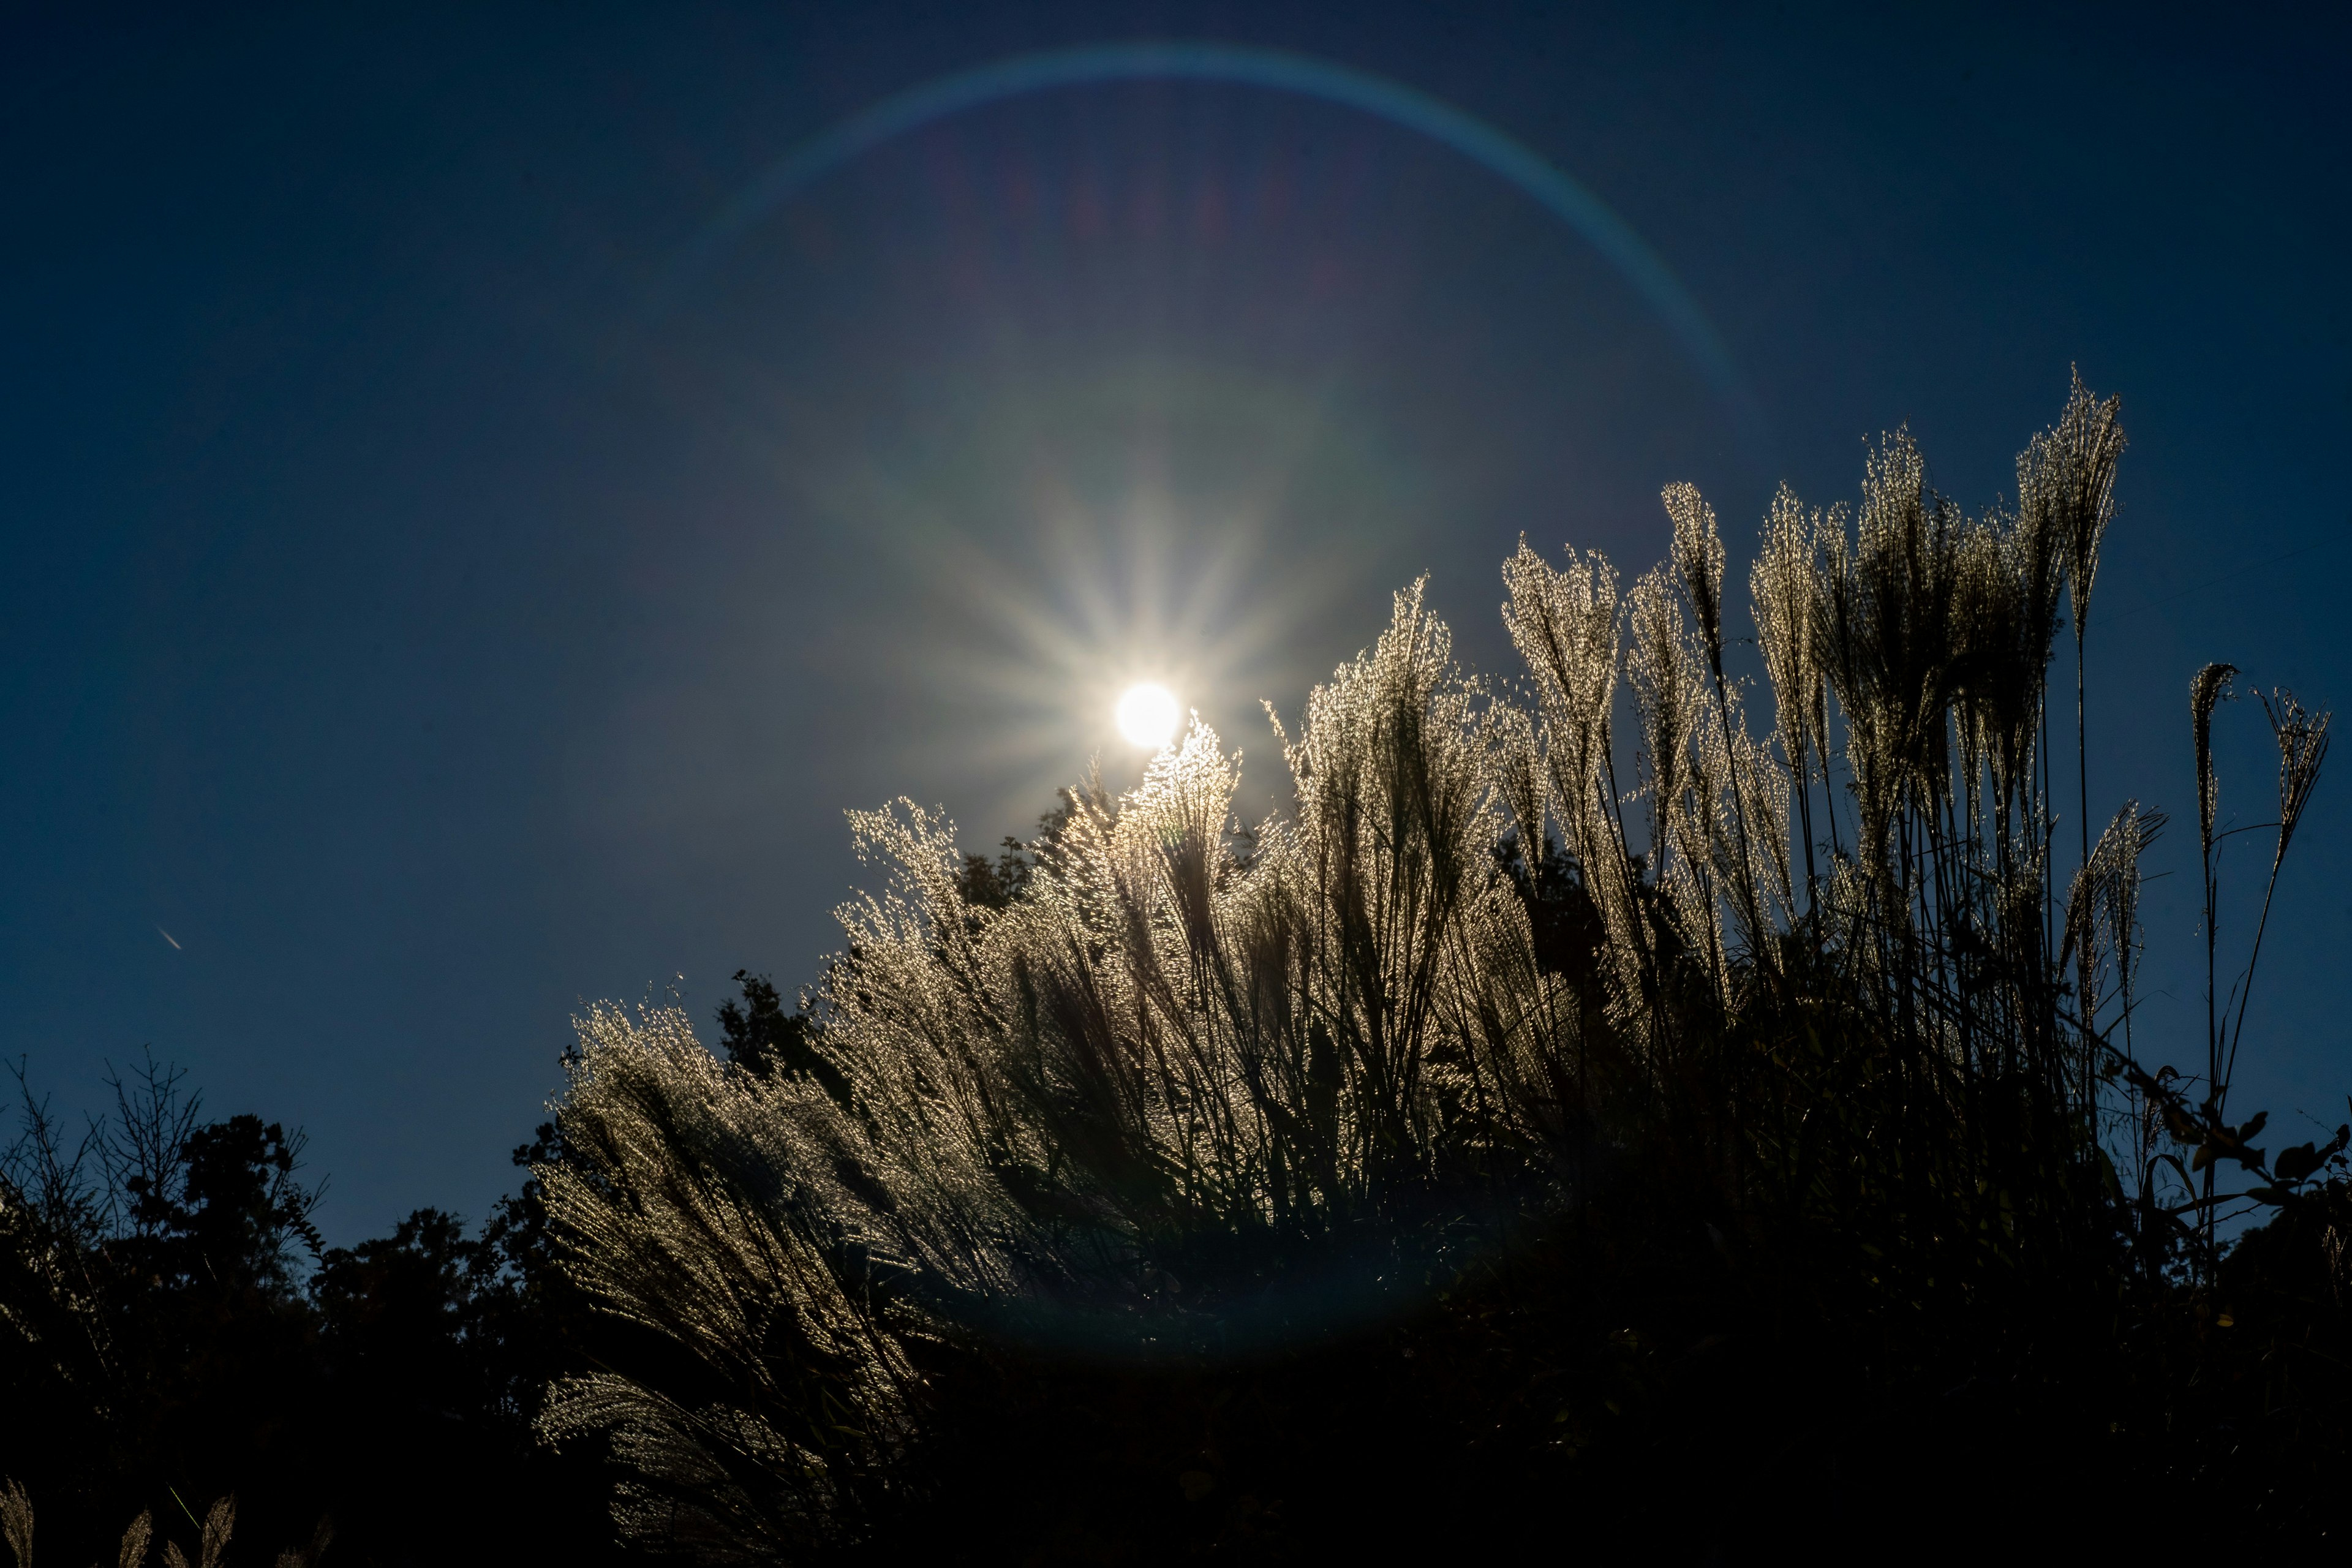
xmin=1116 ymin=684 xmax=1180 ymax=749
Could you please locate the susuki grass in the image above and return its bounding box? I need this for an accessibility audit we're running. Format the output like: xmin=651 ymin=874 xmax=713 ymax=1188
xmin=0 ymin=1488 xmax=290 ymax=1568
xmin=540 ymin=377 xmax=2350 ymax=1557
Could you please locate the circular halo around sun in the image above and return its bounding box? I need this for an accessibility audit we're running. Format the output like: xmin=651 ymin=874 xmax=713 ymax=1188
xmin=1115 ymin=684 xmax=1181 ymax=750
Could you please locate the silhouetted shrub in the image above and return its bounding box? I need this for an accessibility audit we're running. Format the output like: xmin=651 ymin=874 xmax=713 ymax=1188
xmin=0 ymin=1069 xmax=628 ymax=1565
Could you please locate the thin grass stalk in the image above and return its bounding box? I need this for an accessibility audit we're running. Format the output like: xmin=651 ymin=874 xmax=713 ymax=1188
xmin=2190 ymin=662 xmax=2235 ymax=1259
xmin=2218 ymin=690 xmax=2331 ymax=1116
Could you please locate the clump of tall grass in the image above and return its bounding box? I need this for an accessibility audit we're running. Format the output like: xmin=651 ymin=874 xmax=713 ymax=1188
xmin=540 ymin=377 xmax=2346 ymax=1555
xmin=0 ymin=1487 xmax=307 ymax=1568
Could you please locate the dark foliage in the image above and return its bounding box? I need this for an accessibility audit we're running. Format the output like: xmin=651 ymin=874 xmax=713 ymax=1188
xmin=954 ymin=799 xmax=1077 ymax=914
xmin=873 ymin=995 xmax=2352 ymax=1561
xmin=0 ymin=1065 xmax=627 ymax=1567
xmin=714 ymin=973 xmax=843 ymax=1102
xmin=1493 ymin=829 xmax=1608 ymax=987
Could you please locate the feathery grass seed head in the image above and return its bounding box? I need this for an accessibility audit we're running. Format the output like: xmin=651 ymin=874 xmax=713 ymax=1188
xmin=1664 ymin=482 xmax=1728 ymax=676
xmin=2260 ymin=687 xmax=2330 ymax=855
xmin=119 ymin=1510 xmax=152 ymax=1568
xmin=2192 ymin=663 xmax=2238 ymax=855
xmin=1 ymin=1480 xmax=28 ymax=1568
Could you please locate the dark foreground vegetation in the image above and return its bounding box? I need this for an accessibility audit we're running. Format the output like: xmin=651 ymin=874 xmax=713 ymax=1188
xmin=6 ymin=380 xmax=2348 ymax=1562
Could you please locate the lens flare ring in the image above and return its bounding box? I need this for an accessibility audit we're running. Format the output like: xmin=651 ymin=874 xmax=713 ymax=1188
xmin=658 ymin=39 xmax=1765 ymax=458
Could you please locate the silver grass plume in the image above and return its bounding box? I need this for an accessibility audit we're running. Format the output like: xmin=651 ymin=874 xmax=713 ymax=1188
xmin=1629 ymin=565 xmax=1725 ymax=987
xmin=2103 ymin=803 xmax=2157 ymax=1055
xmin=1711 ymin=682 xmax=1794 ymax=948
xmin=2022 ymin=368 xmax=2126 ymax=645
xmin=538 ymin=1002 xmax=920 ymax=1558
xmin=1948 ymin=516 xmax=2010 ymax=823
xmin=2103 ymin=805 xmax=2154 ymax=1027
xmin=2260 ymin=688 xmax=2330 ymax=859
xmin=1501 ymin=539 xmax=1620 ymax=829
xmin=2065 ymin=801 xmax=2155 ymax=1041
xmin=1822 ymin=429 xmax=1963 ymax=891
xmin=2214 ymin=688 xmax=2333 ymax=1123
xmin=2005 ymin=458 xmax=2070 ymax=704
xmin=1 ymin=1480 xmax=27 ymax=1568
xmin=1664 ymin=481 xmax=1727 ymax=680
xmin=118 ymin=1510 xmax=151 ymax=1568
xmin=1486 ymin=697 xmax=1546 ymax=859
xmin=1950 ymin=488 xmax=2059 ymax=854
xmin=1666 ymin=481 xmax=1774 ymax=969
xmin=2021 ymin=371 xmax=2127 ymax=877
xmin=1273 ymin=579 xmax=1521 ymax=1169
xmin=195 ymin=1499 xmax=231 ymax=1568
xmin=2192 ymin=663 xmax=2237 ymax=864
xmin=1501 ymin=540 xmax=1645 ymax=1012
xmin=1982 ymin=458 xmax=2068 ymax=827
xmin=1750 ymin=486 xmax=1828 ymax=788
xmin=1627 ymin=566 xmax=1693 ymax=861
xmin=1817 ymin=437 xmax=1883 ymax=876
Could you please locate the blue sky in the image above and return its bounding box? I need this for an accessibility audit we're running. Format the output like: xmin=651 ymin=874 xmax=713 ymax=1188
xmin=4 ymin=2 xmax=2345 ymax=1239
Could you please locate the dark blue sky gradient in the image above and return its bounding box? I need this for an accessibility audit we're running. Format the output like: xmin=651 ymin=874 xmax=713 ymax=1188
xmin=4 ymin=3 xmax=2346 ymax=1241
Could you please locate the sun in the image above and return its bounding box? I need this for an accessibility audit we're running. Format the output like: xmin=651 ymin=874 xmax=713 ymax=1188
xmin=1115 ymin=684 xmax=1181 ymax=750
